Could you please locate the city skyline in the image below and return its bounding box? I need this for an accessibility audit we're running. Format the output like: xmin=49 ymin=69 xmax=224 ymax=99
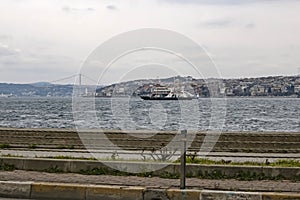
xmin=1 ymin=0 xmax=300 ymax=84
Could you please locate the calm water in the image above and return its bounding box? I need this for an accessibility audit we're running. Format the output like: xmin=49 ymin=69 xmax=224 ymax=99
xmin=0 ymin=97 xmax=300 ymax=132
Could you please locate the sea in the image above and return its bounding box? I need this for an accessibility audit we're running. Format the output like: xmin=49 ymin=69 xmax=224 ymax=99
xmin=0 ymin=97 xmax=300 ymax=132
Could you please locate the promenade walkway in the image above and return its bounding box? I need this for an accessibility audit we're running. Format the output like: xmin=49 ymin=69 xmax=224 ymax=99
xmin=1 ymin=170 xmax=299 ymax=193
xmin=1 ymin=149 xmax=300 ymax=163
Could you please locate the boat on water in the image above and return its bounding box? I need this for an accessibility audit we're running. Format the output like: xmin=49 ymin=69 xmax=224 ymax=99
xmin=140 ymin=86 xmax=194 ymax=100
xmin=0 ymin=93 xmax=13 ymax=98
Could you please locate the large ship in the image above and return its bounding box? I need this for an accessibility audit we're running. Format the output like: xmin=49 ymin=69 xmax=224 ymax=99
xmin=140 ymin=85 xmax=194 ymax=100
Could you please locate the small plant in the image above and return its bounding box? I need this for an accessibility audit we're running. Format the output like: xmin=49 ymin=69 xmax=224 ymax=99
xmin=0 ymin=144 xmax=10 ymax=149
xmin=159 ymin=172 xmax=180 ymax=179
xmin=0 ymin=163 xmax=15 ymax=171
xmin=45 ymin=166 xmax=63 ymax=173
xmin=80 ymin=167 xmax=129 ymax=176
xmin=150 ymin=145 xmax=178 ymax=162
xmin=28 ymin=144 xmax=37 ymax=149
xmin=137 ymin=171 xmax=153 ymax=178
xmin=111 ymin=151 xmax=119 ymax=160
xmin=67 ymin=145 xmax=75 ymax=149
xmin=177 ymin=157 xmax=300 ymax=168
xmin=272 ymin=159 xmax=300 ymax=167
xmin=80 ymin=167 xmax=107 ymax=175
xmin=187 ymin=151 xmax=198 ymax=162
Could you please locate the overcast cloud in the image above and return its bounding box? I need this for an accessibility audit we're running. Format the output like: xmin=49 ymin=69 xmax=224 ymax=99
xmin=0 ymin=0 xmax=300 ymax=84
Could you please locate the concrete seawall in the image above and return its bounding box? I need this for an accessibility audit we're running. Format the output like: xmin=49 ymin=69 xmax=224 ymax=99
xmin=1 ymin=157 xmax=299 ymax=180
xmin=0 ymin=128 xmax=300 ymax=153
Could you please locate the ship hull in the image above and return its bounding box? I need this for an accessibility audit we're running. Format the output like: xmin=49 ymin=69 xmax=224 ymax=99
xmin=140 ymin=96 xmax=193 ymax=100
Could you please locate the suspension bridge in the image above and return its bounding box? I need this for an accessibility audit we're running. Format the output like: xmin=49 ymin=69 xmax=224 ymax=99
xmin=48 ymin=74 xmax=98 ymax=86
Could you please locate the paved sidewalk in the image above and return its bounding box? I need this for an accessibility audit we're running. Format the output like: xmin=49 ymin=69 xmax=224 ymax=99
xmin=0 ymin=170 xmax=299 ymax=193
xmin=2 ymin=149 xmax=300 ymax=163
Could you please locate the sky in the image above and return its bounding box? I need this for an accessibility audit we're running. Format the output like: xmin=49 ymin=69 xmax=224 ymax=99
xmin=0 ymin=0 xmax=300 ymax=84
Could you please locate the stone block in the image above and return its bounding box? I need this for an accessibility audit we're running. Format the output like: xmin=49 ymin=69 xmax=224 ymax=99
xmin=86 ymin=185 xmax=143 ymax=200
xmin=144 ymin=189 xmax=169 ymax=200
xmin=200 ymin=190 xmax=262 ymax=200
xmin=31 ymin=182 xmax=86 ymax=200
xmin=0 ymin=181 xmax=31 ymax=198
xmin=167 ymin=189 xmax=200 ymax=200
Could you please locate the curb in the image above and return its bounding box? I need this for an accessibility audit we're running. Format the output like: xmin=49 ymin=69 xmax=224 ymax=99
xmin=0 ymin=181 xmax=299 ymax=200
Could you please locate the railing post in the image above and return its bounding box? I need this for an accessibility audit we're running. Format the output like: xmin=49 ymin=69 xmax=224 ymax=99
xmin=180 ymin=129 xmax=187 ymax=189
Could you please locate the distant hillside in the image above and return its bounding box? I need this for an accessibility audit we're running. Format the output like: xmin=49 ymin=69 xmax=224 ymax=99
xmin=96 ymin=75 xmax=300 ymax=97
xmin=0 ymin=82 xmax=73 ymax=97
xmin=2 ymin=75 xmax=300 ymax=97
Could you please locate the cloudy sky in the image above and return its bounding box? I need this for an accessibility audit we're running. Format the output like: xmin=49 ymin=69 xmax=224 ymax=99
xmin=0 ymin=0 xmax=300 ymax=84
